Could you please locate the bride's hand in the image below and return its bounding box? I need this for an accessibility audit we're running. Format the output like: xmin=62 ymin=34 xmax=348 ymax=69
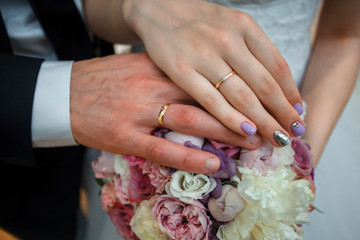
xmin=122 ymin=0 xmax=304 ymax=147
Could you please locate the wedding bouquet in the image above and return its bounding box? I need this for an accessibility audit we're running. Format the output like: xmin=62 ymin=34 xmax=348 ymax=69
xmin=92 ymin=130 xmax=315 ymax=240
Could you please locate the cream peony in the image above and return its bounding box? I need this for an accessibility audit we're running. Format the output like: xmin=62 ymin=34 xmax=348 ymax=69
xmin=217 ymin=166 xmax=314 ymax=240
xmin=130 ymin=199 xmax=168 ymax=240
xmin=165 ymin=170 xmax=217 ymax=199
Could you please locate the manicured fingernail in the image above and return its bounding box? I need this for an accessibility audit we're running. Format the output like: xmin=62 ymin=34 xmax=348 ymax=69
xmin=241 ymin=122 xmax=257 ymax=136
xmin=246 ymin=134 xmax=261 ymax=145
xmin=206 ymin=158 xmax=220 ymax=172
xmin=293 ymin=102 xmax=303 ymax=115
xmin=291 ymin=121 xmax=305 ymax=136
xmin=273 ymin=130 xmax=290 ymax=146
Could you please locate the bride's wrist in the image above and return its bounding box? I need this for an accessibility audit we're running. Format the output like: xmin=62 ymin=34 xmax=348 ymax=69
xmin=121 ymin=0 xmax=153 ymax=40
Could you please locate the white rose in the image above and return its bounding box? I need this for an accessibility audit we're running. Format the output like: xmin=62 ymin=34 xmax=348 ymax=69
xmin=165 ymin=131 xmax=204 ymax=149
xmin=165 ymin=170 xmax=217 ymax=199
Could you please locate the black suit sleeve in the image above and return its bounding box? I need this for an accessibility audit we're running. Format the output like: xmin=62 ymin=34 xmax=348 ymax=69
xmin=0 ymin=53 xmax=44 ymax=166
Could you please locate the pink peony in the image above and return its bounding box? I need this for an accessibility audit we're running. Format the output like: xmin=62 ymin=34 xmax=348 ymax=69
xmin=142 ymin=159 xmax=172 ymax=194
xmin=108 ymin=202 xmax=139 ymax=240
xmin=291 ymin=137 xmax=313 ymax=176
xmin=92 ymin=151 xmax=116 ymax=178
xmin=101 ymin=182 xmax=118 ymax=210
xmin=237 ymin=140 xmax=278 ymax=175
xmin=153 ymin=195 xmax=212 ymax=240
xmin=125 ymin=155 xmax=156 ymax=202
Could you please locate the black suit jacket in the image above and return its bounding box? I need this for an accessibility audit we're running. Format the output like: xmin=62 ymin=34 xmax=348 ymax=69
xmin=0 ymin=53 xmax=86 ymax=240
xmin=0 ymin=1 xmax=113 ymax=239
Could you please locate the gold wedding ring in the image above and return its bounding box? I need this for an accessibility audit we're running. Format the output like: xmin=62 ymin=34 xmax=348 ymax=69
xmin=158 ymin=103 xmax=172 ymax=127
xmin=215 ymin=70 xmax=236 ymax=89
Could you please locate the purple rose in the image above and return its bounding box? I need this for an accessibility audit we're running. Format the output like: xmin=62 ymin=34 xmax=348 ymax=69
xmin=291 ymin=137 xmax=313 ymax=176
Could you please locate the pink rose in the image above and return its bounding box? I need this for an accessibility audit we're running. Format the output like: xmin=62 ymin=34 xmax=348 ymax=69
xmin=142 ymin=159 xmax=172 ymax=194
xmin=237 ymin=140 xmax=278 ymax=175
xmin=125 ymin=155 xmax=156 ymax=202
xmin=291 ymin=137 xmax=313 ymax=176
xmin=92 ymin=151 xmax=115 ymax=178
xmin=153 ymin=195 xmax=212 ymax=240
xmin=108 ymin=202 xmax=138 ymax=240
xmin=101 ymin=182 xmax=118 ymax=210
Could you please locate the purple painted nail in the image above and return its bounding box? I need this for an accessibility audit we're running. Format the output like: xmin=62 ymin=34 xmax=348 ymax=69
xmin=293 ymin=102 xmax=303 ymax=115
xmin=241 ymin=122 xmax=257 ymax=136
xmin=291 ymin=121 xmax=305 ymax=136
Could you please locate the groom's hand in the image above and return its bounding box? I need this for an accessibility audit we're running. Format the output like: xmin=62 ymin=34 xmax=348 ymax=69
xmin=70 ymin=53 xmax=261 ymax=174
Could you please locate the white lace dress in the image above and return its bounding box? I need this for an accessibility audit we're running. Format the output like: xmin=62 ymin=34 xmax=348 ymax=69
xmin=82 ymin=0 xmax=360 ymax=239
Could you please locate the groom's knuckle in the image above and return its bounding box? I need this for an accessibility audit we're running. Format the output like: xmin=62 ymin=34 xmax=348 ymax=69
xmin=176 ymin=108 xmax=199 ymax=129
xmin=181 ymin=151 xmax=194 ymax=170
xmin=148 ymin=142 xmax=165 ymax=160
xmin=114 ymin=128 xmax=130 ymax=145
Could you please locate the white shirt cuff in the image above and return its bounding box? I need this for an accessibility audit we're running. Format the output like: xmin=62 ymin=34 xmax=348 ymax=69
xmin=31 ymin=61 xmax=78 ymax=147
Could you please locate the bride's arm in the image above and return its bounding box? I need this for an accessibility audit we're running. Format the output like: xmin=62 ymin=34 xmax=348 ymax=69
xmin=301 ymin=0 xmax=360 ymax=166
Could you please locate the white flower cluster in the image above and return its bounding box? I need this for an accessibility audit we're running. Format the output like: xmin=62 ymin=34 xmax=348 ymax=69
xmin=217 ymin=163 xmax=314 ymax=240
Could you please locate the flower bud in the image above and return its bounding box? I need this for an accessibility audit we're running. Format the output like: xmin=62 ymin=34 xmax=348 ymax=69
xmin=208 ymin=184 xmax=244 ymax=222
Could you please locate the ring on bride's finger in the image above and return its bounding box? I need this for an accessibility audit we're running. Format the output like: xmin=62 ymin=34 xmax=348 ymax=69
xmin=215 ymin=70 xmax=237 ymax=89
xmin=158 ymin=103 xmax=172 ymax=127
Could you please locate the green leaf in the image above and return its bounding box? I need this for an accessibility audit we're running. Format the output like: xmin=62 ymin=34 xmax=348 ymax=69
xmin=95 ymin=178 xmax=105 ymax=187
